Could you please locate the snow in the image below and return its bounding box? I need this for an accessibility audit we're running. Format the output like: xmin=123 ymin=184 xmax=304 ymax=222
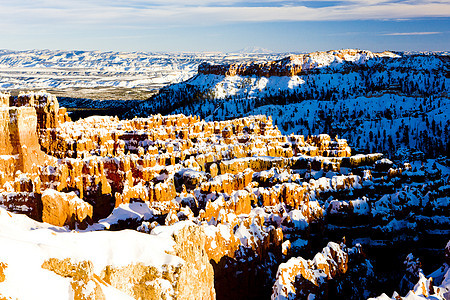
xmin=288 ymin=209 xmax=308 ymax=230
xmin=233 ymin=217 xmax=269 ymax=248
xmin=202 ymin=222 xmax=234 ymax=250
xmin=0 ymin=206 xmax=183 ymax=299
xmin=95 ymin=202 xmax=155 ymax=230
xmin=1 ymin=48 xmax=449 ymax=299
xmin=376 ymin=218 xmax=417 ymax=233
xmin=150 ymin=220 xmax=195 ymax=237
xmin=217 ymin=223 xmax=232 ymax=241
xmin=0 ymin=50 xmax=284 ymax=92
xmin=272 ymin=257 xmax=309 ymax=299
xmin=42 ymin=189 xmax=87 ymax=207
xmin=101 ymin=285 xmax=135 ymax=300
xmin=141 ymin=50 xmax=450 ymax=159
xmin=290 ymin=238 xmax=308 ymax=250
xmin=441 ymin=268 xmax=450 ymax=289
xmin=370 ymin=266 xmax=450 ymax=300
xmin=351 ymin=198 xmax=370 ymax=215
xmin=372 ymin=195 xmax=395 ymax=217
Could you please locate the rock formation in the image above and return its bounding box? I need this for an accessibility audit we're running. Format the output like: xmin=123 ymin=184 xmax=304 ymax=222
xmin=198 ymin=50 xmax=398 ymax=77
xmin=0 ymin=91 xmax=448 ymax=299
xmin=41 ymin=189 xmax=93 ymax=229
xmin=0 ymin=94 xmax=49 ymax=177
xmin=272 ymin=241 xmax=349 ymax=299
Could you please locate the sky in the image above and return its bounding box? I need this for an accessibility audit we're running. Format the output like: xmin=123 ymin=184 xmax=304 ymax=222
xmin=0 ymin=0 xmax=449 ymax=52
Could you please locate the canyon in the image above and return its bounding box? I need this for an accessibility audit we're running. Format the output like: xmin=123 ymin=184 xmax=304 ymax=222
xmin=124 ymin=49 xmax=449 ymax=159
xmin=0 ymin=90 xmax=448 ymax=299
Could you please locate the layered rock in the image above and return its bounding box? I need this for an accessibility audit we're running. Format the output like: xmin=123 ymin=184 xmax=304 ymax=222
xmin=201 ymin=212 xmax=284 ymax=300
xmin=1 ymin=91 xmax=448 ymax=299
xmin=41 ymin=258 xmax=105 ymax=300
xmin=0 ymin=262 xmax=6 ymax=283
xmin=156 ymin=223 xmax=216 ymax=299
xmin=1 ymin=94 xmax=363 ymax=227
xmin=0 ymin=105 xmax=48 ymax=176
xmin=0 ymin=92 xmax=10 ymax=107
xmin=198 ymin=49 xmax=397 ymax=77
xmin=272 ymin=242 xmax=349 ymax=299
xmin=14 ymin=91 xmax=61 ymax=130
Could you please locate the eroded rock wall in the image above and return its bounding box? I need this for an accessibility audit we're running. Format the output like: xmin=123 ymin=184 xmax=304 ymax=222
xmin=0 ymin=105 xmax=48 ymax=178
xmin=1 ymin=91 xmax=448 ymax=299
xmin=198 ymin=50 xmax=396 ymax=77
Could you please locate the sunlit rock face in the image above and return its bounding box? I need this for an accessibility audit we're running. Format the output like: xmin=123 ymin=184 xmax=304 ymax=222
xmin=0 ymin=210 xmax=213 ymax=300
xmin=0 ymin=91 xmax=449 ymax=300
xmin=41 ymin=189 xmax=93 ymax=229
xmin=272 ymin=241 xmax=354 ymax=299
xmin=198 ymin=49 xmax=398 ymax=77
xmin=0 ymin=104 xmax=48 ymax=175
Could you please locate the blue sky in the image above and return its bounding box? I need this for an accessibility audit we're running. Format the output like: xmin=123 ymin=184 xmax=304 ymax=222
xmin=0 ymin=0 xmax=449 ymax=52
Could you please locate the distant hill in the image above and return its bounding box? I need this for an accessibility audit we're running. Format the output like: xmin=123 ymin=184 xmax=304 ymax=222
xmin=234 ymin=46 xmax=274 ymax=54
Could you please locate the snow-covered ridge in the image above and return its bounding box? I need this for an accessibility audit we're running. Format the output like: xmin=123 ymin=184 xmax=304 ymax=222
xmin=198 ymin=49 xmax=401 ymax=77
xmin=190 ymin=50 xmax=447 ymax=98
xmin=145 ymin=49 xmax=448 ymax=106
xmin=126 ymin=49 xmax=448 ymax=157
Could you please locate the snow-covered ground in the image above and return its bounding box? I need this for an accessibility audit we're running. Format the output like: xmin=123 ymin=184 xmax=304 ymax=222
xmin=0 ymin=206 xmax=183 ymax=300
xmin=0 ymin=50 xmax=284 ymax=98
xmin=248 ymin=94 xmax=450 ymax=156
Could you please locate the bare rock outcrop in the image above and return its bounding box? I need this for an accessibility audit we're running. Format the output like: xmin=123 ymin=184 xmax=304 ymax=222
xmin=42 ymin=258 xmax=105 ymax=300
xmin=41 ymin=189 xmax=93 ymax=229
xmin=0 ymin=106 xmax=49 ymax=177
xmin=0 ymin=262 xmax=6 ymax=283
xmin=14 ymin=91 xmax=61 ymax=130
xmin=170 ymin=223 xmax=216 ymax=300
xmin=0 ymin=92 xmax=10 ymax=107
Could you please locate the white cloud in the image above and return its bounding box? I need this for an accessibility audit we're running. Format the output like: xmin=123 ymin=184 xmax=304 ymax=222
xmin=382 ymin=31 xmax=443 ymax=35
xmin=0 ymin=0 xmax=449 ymax=28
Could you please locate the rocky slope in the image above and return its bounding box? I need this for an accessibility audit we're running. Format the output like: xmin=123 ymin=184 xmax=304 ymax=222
xmin=0 ymin=91 xmax=449 ymax=299
xmin=126 ymin=49 xmax=449 ymax=158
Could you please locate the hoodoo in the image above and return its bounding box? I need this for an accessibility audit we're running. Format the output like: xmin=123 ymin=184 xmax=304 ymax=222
xmin=0 ymin=91 xmax=448 ymax=299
